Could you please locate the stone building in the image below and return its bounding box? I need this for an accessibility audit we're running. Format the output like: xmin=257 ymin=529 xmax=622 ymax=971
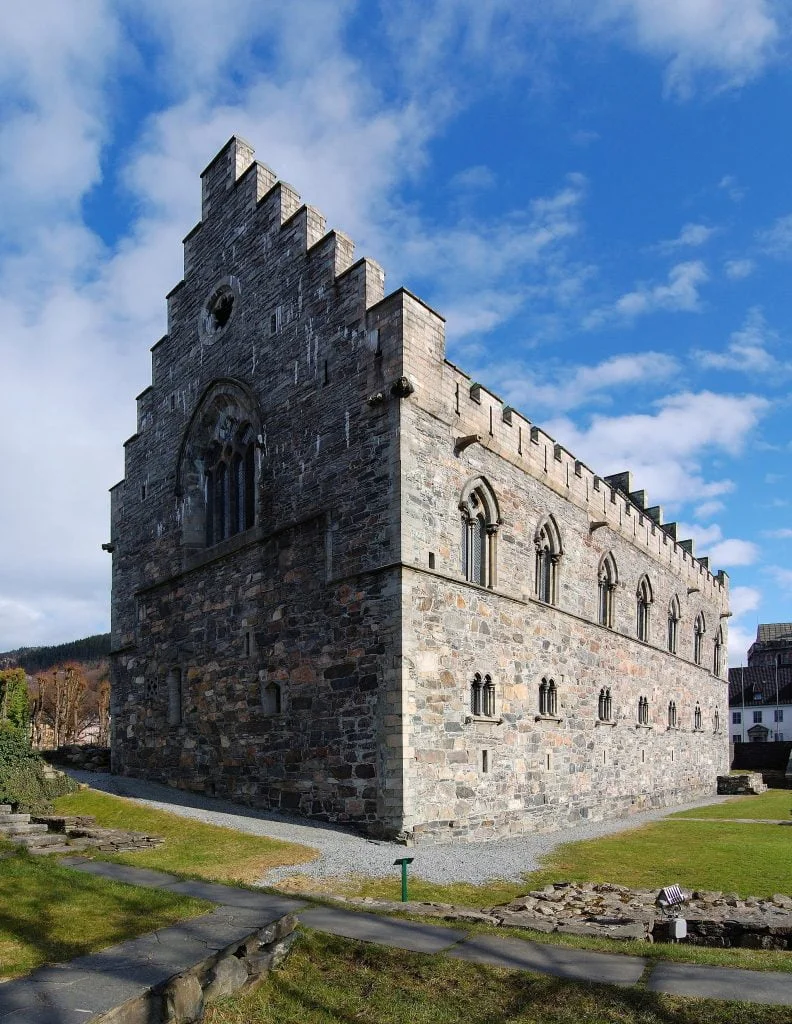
xmin=729 ymin=624 xmax=792 ymax=743
xmin=109 ymin=137 xmax=730 ymax=843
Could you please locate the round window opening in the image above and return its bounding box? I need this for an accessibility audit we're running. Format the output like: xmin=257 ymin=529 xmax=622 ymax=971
xmin=200 ymin=277 xmax=241 ymax=342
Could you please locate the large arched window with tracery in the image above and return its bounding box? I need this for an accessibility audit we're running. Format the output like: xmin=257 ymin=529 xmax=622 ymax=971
xmin=598 ymin=553 xmax=617 ymax=627
xmin=535 ymin=516 xmax=562 ymax=605
xmin=176 ymin=380 xmax=260 ymax=549
xmin=459 ymin=477 xmax=500 ymax=588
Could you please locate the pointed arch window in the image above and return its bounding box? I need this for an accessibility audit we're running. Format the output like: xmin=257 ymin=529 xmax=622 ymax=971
xmin=460 ymin=478 xmax=500 ymax=588
xmin=637 ymin=695 xmax=649 ymax=726
xmin=539 ymin=677 xmax=558 ymax=717
xmin=535 ymin=516 xmax=562 ymax=606
xmin=694 ymin=612 xmax=706 ymax=666
xmin=636 ymin=576 xmax=653 ymax=643
xmin=714 ymin=708 xmax=721 ymax=734
xmin=598 ymin=687 xmax=612 ymax=722
xmin=667 ymin=700 xmax=677 ymax=730
xmin=470 ymin=673 xmax=483 ymax=716
xmin=470 ymin=673 xmax=496 ymax=718
xmin=667 ymin=596 xmax=681 ymax=654
xmin=713 ymin=626 xmax=724 ymax=677
xmin=598 ymin=553 xmax=617 ymax=628
xmin=204 ymin=426 xmax=256 ymax=546
xmin=694 ymin=702 xmax=703 ymax=731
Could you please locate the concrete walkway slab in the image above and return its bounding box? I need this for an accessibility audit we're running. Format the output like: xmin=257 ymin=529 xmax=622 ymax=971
xmin=164 ymin=878 xmax=304 ymax=915
xmin=446 ymin=933 xmax=646 ymax=987
xmin=0 ymin=905 xmax=279 ymax=1024
xmin=58 ymin=856 xmax=178 ymax=888
xmin=299 ymin=906 xmax=466 ymax=953
xmin=647 ymin=961 xmax=792 ymax=1006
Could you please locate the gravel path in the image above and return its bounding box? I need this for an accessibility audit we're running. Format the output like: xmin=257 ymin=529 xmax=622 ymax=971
xmin=70 ymin=771 xmax=730 ymax=887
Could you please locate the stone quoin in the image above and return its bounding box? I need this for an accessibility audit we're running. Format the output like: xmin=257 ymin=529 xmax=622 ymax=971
xmin=108 ymin=136 xmax=730 ymax=843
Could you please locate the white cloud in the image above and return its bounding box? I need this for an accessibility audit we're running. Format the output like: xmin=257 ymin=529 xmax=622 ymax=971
xmin=695 ymin=307 xmax=787 ymax=375
xmin=657 ymin=222 xmax=716 ymax=251
xmin=485 ymin=351 xmax=679 ymax=414
xmin=767 ymin=566 xmax=792 ymax=592
xmin=570 ymin=129 xmax=600 ymax=146
xmin=693 ymin=500 xmax=724 ymax=519
xmin=718 ymin=175 xmax=746 ymax=202
xmin=584 ymin=260 xmax=708 ymax=329
xmin=544 ymin=390 xmax=768 ymax=504
xmin=763 ymin=528 xmax=792 ymax=539
xmin=757 ymin=213 xmax=792 ymax=258
xmin=707 ymin=538 xmax=760 ymax=566
xmin=729 ymin=585 xmax=761 ymax=619
xmin=449 ymin=165 xmax=496 ymax=190
xmin=724 ymin=258 xmax=754 ymax=279
xmin=727 ymin=623 xmax=755 ymax=667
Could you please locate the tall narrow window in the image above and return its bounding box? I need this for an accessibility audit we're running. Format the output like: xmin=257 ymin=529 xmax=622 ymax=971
xmin=232 ymin=453 xmax=244 ymax=535
xmin=535 ymin=516 xmax=562 ymax=605
xmin=215 ymin=461 xmax=228 ymax=542
xmin=470 ymin=673 xmax=483 ymax=716
xmin=714 ymin=708 xmax=721 ymax=733
xmin=667 ymin=596 xmax=681 ymax=654
xmin=638 ymin=696 xmax=649 ymax=726
xmin=167 ymin=668 xmax=182 ymax=727
xmin=668 ymin=700 xmax=677 ymax=729
xmin=598 ymin=554 xmax=617 ymax=628
xmin=636 ymin=576 xmax=653 ymax=642
xmin=713 ymin=626 xmax=724 ymax=677
xmin=694 ymin=702 xmax=702 ymax=731
xmin=694 ymin=613 xmax=705 ymax=665
xmin=459 ymin=478 xmax=500 ymax=588
xmin=244 ymin=443 xmax=255 ymax=529
xmin=482 ymin=675 xmax=495 ymax=717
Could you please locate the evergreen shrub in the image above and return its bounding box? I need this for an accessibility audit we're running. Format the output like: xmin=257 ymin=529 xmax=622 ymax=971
xmin=0 ymin=725 xmax=77 ymax=813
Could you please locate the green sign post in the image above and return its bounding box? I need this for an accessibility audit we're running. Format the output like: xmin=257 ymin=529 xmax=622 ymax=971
xmin=393 ymin=856 xmax=414 ymax=902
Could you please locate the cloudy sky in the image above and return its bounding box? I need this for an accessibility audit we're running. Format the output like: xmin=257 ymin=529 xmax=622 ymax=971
xmin=0 ymin=1 xmax=790 ymax=662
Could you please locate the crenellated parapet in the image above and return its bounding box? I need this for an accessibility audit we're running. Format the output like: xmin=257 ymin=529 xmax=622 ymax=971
xmin=435 ymin=361 xmax=728 ymax=596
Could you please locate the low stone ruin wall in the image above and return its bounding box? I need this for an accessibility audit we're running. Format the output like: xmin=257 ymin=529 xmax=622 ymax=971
xmin=325 ymin=883 xmax=792 ymax=950
xmin=44 ymin=744 xmax=111 ymax=771
xmin=717 ymin=772 xmax=767 ymax=795
xmin=96 ymin=912 xmax=298 ymax=1023
xmin=32 ymin=814 xmax=164 ymax=853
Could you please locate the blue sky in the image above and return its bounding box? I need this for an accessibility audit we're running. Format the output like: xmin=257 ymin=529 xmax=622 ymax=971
xmin=0 ymin=0 xmax=790 ymax=662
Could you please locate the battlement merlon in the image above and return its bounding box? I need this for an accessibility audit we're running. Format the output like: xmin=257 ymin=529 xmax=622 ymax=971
xmin=367 ymin=288 xmax=446 ymax=383
xmin=200 ymin=135 xmax=256 ymax=218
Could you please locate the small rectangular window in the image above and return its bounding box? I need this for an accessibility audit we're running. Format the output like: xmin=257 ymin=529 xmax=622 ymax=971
xmin=481 ymin=750 xmax=489 ymax=774
xmin=140 ymin=482 xmax=147 ymax=500
xmin=775 ymin=709 xmax=783 ymax=722
xmin=733 ymin=735 xmax=741 ymax=743
xmin=754 ymin=710 xmax=763 ymax=724
xmin=732 ymin=711 xmax=741 ymax=724
xmin=428 ymin=552 xmax=435 ymax=569
xmin=545 ymin=752 xmax=552 ymax=772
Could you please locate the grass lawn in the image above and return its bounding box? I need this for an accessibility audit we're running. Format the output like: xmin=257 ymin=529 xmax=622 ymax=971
xmin=672 ymin=790 xmax=792 ymax=820
xmin=54 ymin=788 xmax=317 ymax=885
xmin=0 ymin=847 xmax=209 ymax=980
xmin=203 ymin=930 xmax=789 ymax=1024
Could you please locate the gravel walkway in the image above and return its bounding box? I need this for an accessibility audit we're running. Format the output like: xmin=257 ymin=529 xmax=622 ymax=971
xmin=70 ymin=771 xmax=730 ymax=887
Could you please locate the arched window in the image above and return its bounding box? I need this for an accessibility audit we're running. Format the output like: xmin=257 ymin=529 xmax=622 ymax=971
xmin=166 ymin=668 xmax=182 ymax=727
xmin=713 ymin=626 xmax=724 ymax=677
xmin=459 ymin=478 xmax=500 ymax=588
xmin=176 ymin=381 xmax=260 ymax=549
xmin=694 ymin=702 xmax=702 ymax=731
xmin=539 ymin=677 xmax=558 ymax=717
xmin=598 ymin=687 xmax=612 ymax=722
xmin=535 ymin=516 xmax=562 ymax=605
xmin=470 ymin=673 xmax=483 ymax=715
xmin=636 ymin=576 xmax=653 ymax=642
xmin=714 ymin=708 xmax=721 ymax=733
xmin=597 ymin=554 xmax=617 ymax=628
xmin=637 ymin=695 xmax=649 ymax=726
xmin=667 ymin=596 xmax=681 ymax=654
xmin=667 ymin=700 xmax=677 ymax=729
xmin=694 ymin=612 xmax=705 ymax=665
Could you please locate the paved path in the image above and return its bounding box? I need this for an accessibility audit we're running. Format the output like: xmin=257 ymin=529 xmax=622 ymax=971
xmin=3 ymin=857 xmax=789 ymax=1018
xmin=70 ymin=770 xmax=734 ymax=886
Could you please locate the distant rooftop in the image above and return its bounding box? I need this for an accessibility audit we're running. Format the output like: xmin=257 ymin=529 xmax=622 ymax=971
xmin=756 ymin=623 xmax=792 ymax=643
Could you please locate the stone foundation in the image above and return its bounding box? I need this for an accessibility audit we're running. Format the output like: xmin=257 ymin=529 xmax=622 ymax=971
xmin=717 ymin=772 xmax=767 ymax=795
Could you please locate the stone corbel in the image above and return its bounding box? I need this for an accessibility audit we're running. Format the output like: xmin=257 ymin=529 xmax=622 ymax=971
xmin=455 ymin=433 xmax=482 ymax=455
xmin=589 ymin=521 xmax=608 ymax=533
xmin=390 ymin=376 xmax=415 ymax=398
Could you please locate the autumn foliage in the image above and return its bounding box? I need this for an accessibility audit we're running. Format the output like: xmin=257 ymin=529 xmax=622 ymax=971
xmin=30 ymin=661 xmax=109 ymax=749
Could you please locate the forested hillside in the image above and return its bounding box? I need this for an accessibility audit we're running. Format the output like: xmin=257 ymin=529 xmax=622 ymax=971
xmin=0 ymin=634 xmax=111 ymax=673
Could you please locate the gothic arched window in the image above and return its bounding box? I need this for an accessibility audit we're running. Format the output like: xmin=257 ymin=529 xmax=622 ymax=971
xmin=539 ymin=677 xmax=558 ymax=717
xmin=598 ymin=687 xmax=612 ymax=722
xmin=459 ymin=478 xmax=500 ymax=588
xmin=713 ymin=626 xmax=724 ymax=677
xmin=636 ymin=576 xmax=653 ymax=643
xmin=598 ymin=553 xmax=617 ymax=628
xmin=694 ymin=612 xmax=706 ymax=665
xmin=667 ymin=700 xmax=677 ymax=730
xmin=667 ymin=596 xmax=681 ymax=654
xmin=535 ymin=516 xmax=563 ymax=605
xmin=637 ymin=695 xmax=649 ymax=726
xmin=694 ymin=702 xmax=703 ymax=731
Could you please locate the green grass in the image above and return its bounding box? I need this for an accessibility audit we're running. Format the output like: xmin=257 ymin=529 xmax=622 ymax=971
xmin=0 ymin=847 xmax=209 ymax=980
xmin=672 ymin=790 xmax=792 ymax=820
xmin=204 ymin=930 xmax=792 ymax=1023
xmin=54 ymin=788 xmax=317 ymax=885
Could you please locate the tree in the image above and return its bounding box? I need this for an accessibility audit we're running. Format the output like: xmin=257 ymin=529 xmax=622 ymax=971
xmin=0 ymin=669 xmax=29 ymax=737
xmin=30 ymin=662 xmax=88 ymax=747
